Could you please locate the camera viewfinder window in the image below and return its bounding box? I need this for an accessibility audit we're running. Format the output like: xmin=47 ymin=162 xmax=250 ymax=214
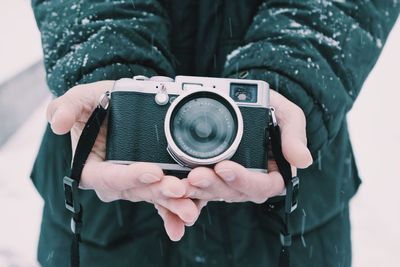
xmin=230 ymin=83 xmax=258 ymax=103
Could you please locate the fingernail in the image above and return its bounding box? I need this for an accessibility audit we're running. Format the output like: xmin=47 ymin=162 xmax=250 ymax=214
xmin=307 ymin=154 xmax=313 ymax=166
xmin=139 ymin=173 xmax=160 ymax=184
xmin=191 ymin=179 xmax=211 ymax=188
xmin=216 ymin=169 xmax=236 ymax=182
xmin=301 ymin=143 xmax=313 ymax=166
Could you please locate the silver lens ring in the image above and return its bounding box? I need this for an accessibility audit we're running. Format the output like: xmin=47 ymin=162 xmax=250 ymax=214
xmin=164 ymin=88 xmax=243 ymax=168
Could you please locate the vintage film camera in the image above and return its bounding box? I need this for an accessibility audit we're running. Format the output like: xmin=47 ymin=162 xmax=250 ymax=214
xmin=106 ymin=75 xmax=270 ymax=174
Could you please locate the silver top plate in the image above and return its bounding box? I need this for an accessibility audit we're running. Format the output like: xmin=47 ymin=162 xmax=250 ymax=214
xmin=112 ymin=75 xmax=269 ymax=108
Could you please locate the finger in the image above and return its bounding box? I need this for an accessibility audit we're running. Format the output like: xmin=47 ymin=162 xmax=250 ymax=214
xmin=270 ymin=90 xmax=313 ymax=168
xmin=81 ymin=161 xmax=164 ymax=190
xmin=154 ymin=204 xmax=185 ymax=241
xmin=47 ymin=80 xmax=115 ymax=134
xmin=116 ymin=174 xmax=198 ymax=223
xmin=155 ymin=197 xmax=199 ymax=224
xmin=215 ymin=161 xmax=285 ymax=203
xmin=186 ymin=167 xmax=236 ymax=201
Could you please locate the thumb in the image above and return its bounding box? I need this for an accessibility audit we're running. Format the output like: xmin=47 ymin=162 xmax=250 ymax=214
xmin=47 ymin=80 xmax=115 ymax=135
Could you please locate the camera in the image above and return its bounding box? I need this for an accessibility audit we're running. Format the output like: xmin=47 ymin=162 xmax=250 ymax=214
xmin=106 ymin=75 xmax=270 ymax=174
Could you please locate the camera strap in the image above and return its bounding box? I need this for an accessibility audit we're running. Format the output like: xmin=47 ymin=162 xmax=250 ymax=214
xmin=62 ymin=92 xmax=110 ymax=267
xmin=267 ymin=107 xmax=300 ymax=267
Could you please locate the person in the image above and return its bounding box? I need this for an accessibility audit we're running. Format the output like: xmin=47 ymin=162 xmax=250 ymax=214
xmin=30 ymin=1 xmax=399 ymax=266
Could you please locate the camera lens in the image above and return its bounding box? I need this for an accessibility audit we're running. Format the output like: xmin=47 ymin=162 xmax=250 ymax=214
xmin=170 ymin=92 xmax=238 ymax=160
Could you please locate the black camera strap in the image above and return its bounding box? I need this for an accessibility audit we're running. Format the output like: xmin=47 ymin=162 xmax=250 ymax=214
xmin=267 ymin=107 xmax=300 ymax=267
xmin=63 ymin=92 xmax=110 ymax=267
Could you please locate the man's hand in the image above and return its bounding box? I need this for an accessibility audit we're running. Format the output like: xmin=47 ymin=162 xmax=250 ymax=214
xmin=47 ymin=81 xmax=200 ymax=241
xmin=185 ymin=90 xmax=312 ymax=204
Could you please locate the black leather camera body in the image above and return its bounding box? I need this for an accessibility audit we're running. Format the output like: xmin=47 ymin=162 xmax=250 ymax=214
xmin=106 ymin=75 xmax=270 ymax=175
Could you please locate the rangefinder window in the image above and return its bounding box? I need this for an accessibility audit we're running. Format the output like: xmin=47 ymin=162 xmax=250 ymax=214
xmin=230 ymin=83 xmax=258 ymax=103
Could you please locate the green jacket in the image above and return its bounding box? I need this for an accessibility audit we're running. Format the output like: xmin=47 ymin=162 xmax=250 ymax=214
xmin=31 ymin=0 xmax=399 ymax=266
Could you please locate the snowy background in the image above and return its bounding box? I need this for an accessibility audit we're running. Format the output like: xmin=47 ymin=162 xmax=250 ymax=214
xmin=0 ymin=0 xmax=399 ymax=266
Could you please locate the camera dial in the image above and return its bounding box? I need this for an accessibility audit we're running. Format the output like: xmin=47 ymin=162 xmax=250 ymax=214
xmin=164 ymin=89 xmax=243 ymax=167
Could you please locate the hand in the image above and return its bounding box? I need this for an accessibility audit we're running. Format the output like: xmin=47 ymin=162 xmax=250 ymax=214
xmin=185 ymin=90 xmax=313 ymax=204
xmin=47 ymin=81 xmax=200 ymax=241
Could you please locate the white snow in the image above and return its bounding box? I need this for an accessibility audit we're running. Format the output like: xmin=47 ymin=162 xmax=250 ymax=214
xmin=0 ymin=101 xmax=47 ymax=267
xmin=269 ymin=8 xmax=292 ymax=16
xmin=0 ymin=0 xmax=42 ymax=84
xmin=81 ymin=18 xmax=90 ymax=25
xmin=376 ymin=38 xmax=383 ymax=48
xmin=289 ymin=21 xmax=302 ymax=28
xmin=82 ymin=53 xmax=89 ymax=67
xmin=281 ymin=28 xmax=342 ymax=49
xmin=225 ymin=42 xmax=254 ymax=64
xmin=348 ymin=18 xmax=400 ymax=267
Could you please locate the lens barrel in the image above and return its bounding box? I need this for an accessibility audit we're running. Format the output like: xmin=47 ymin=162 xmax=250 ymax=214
xmin=165 ymin=89 xmax=243 ymax=167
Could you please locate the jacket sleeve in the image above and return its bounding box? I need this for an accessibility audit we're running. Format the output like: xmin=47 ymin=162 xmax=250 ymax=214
xmin=222 ymin=0 xmax=399 ymax=158
xmin=32 ymin=0 xmax=176 ymax=96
